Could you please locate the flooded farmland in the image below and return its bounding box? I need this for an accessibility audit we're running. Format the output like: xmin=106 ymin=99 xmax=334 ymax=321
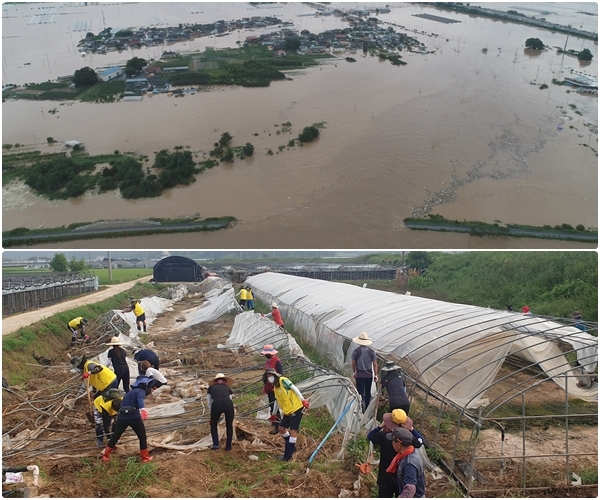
xmin=2 ymin=2 xmax=597 ymax=248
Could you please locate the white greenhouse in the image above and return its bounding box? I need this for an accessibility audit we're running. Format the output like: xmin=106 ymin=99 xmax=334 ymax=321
xmin=246 ymin=272 xmax=598 ymax=496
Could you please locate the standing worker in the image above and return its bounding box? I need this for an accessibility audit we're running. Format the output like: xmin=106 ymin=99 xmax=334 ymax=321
xmin=572 ymin=311 xmax=586 ymax=332
xmin=236 ymin=286 xmax=247 ymax=310
xmin=262 ymin=368 xmax=309 ymax=461
xmin=134 ymin=348 xmax=159 ymax=375
xmin=102 ymin=376 xmax=156 ymax=463
xmin=380 ymin=362 xmax=410 ymax=414
xmin=386 ymin=427 xmax=426 ymax=498
xmin=245 ymin=286 xmax=255 ymax=311
xmin=105 ymin=336 xmax=130 ymax=393
xmin=367 ymin=412 xmax=403 ymax=497
xmin=68 ymin=317 xmax=89 ymax=345
xmin=122 ymin=297 xmax=147 ymax=333
xmin=93 ymin=393 xmax=123 ymax=447
xmin=206 ymin=373 xmax=235 ymax=451
xmin=70 ymin=355 xmax=118 ymax=398
xmin=261 ymin=345 xmax=284 ymax=434
xmin=262 ymin=303 xmax=284 ymax=329
xmin=351 ymin=332 xmax=378 ymax=411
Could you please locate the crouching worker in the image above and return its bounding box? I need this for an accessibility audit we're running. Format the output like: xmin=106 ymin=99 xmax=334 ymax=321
xmin=71 ymin=355 xmax=119 ymax=399
xmin=93 ymin=391 xmax=124 ymax=447
xmin=263 ymin=368 xmax=309 ymax=461
xmin=102 ymin=376 xmax=156 ymax=463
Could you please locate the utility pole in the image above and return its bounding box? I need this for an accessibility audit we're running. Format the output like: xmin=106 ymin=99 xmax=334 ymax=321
xmin=563 ymin=25 xmax=571 ymax=52
xmin=107 ymin=251 xmax=112 ymax=282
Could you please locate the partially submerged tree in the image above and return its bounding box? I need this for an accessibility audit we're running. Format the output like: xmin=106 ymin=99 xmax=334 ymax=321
xmin=578 ymin=48 xmax=593 ymax=61
xmin=525 ymin=38 xmax=544 ymax=50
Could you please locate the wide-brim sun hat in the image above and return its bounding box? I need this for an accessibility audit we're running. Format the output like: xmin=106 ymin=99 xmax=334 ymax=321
xmin=382 ymin=412 xmax=399 ymax=431
xmin=403 ymin=416 xmax=414 ymax=431
xmin=209 ymin=372 xmax=234 ymax=386
xmin=106 ymin=336 xmax=124 ymax=346
xmin=260 ymin=344 xmax=278 ymax=355
xmin=381 ymin=363 xmax=401 ymax=372
xmin=352 ymin=332 xmax=373 ymax=346
xmin=270 ymin=302 xmax=278 ymax=308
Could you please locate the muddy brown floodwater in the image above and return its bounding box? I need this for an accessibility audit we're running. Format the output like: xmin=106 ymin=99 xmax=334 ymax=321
xmin=2 ymin=2 xmax=597 ymax=249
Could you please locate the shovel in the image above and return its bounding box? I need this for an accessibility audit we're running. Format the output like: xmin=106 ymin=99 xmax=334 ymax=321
xmin=356 ymin=442 xmax=374 ymax=474
xmin=85 ymin=377 xmax=94 ymax=424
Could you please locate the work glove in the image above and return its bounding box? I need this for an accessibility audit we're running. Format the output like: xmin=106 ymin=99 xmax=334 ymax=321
xmin=374 ymin=376 xmax=378 ymax=382
xmin=302 ymin=400 xmax=310 ymax=409
xmin=267 ymin=414 xmax=278 ymax=422
xmin=140 ymin=408 xmax=148 ymax=420
xmin=82 ymin=372 xmax=90 ymax=379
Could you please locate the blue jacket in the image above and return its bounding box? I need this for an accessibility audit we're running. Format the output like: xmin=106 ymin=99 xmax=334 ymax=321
xmin=117 ymin=387 xmax=146 ymax=421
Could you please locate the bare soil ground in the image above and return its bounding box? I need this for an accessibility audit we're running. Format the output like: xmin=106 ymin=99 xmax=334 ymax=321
xmin=3 ymin=289 xmax=597 ymax=498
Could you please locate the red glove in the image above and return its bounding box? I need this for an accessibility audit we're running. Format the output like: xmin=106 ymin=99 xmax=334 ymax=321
xmin=209 ymin=420 xmax=213 ymax=426
xmin=268 ymin=414 xmax=278 ymax=422
xmin=374 ymin=376 xmax=378 ymax=383
xmin=353 ymin=373 xmax=356 ymax=379
xmin=140 ymin=408 xmax=148 ymax=420
xmin=302 ymin=400 xmax=310 ymax=409
xmin=82 ymin=372 xmax=90 ymax=379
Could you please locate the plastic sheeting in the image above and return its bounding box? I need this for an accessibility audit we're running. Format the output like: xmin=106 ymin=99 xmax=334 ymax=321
xmin=246 ymin=273 xmax=598 ymax=407
xmin=222 ymin=311 xmax=304 ymax=357
xmin=180 ymin=286 xmax=241 ymax=329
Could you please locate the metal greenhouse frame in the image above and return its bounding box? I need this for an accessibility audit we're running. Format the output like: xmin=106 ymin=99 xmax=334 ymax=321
xmin=246 ymin=272 xmax=598 ymax=496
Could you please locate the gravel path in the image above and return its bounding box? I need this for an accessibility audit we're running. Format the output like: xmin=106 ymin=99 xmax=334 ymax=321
xmin=2 ymin=276 xmax=149 ymax=335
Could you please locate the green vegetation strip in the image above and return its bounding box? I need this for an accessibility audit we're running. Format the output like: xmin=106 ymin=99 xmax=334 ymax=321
xmin=404 ymin=215 xmax=597 ymax=242
xmin=2 ymin=217 xmax=237 ymax=247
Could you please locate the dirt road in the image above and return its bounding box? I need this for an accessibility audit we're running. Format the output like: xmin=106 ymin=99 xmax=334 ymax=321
xmin=2 ymin=276 xmax=150 ymax=335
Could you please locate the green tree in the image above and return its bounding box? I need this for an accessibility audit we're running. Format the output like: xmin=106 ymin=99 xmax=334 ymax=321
xmin=525 ymin=38 xmax=544 ymax=50
xmin=406 ymin=251 xmax=433 ymax=270
xmin=578 ymin=48 xmax=593 ymax=61
xmin=242 ymin=143 xmax=254 ymax=157
xmin=284 ymin=37 xmax=301 ymax=53
xmin=219 ymin=132 xmax=233 ymax=146
xmin=46 ymin=137 xmax=55 ymax=144
xmin=125 ymin=57 xmax=147 ymax=77
xmin=298 ymin=126 xmax=320 ymax=143
xmin=73 ymin=66 xmax=98 ymax=86
xmin=50 ymin=253 xmax=69 ymax=272
xmin=69 ymin=257 xmax=88 ymax=272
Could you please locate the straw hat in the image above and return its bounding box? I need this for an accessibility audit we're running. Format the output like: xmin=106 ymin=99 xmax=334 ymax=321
xmin=381 ymin=361 xmax=401 ymax=372
xmin=105 ymin=336 xmax=124 ymax=346
xmin=260 ymin=344 xmax=278 ymax=356
xmin=209 ymin=372 xmax=234 ymax=386
xmin=270 ymin=302 xmax=278 ymax=308
xmin=352 ymin=332 xmax=373 ymax=346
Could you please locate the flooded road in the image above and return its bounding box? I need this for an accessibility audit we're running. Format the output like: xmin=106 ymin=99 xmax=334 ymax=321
xmin=2 ymin=2 xmax=597 ymax=249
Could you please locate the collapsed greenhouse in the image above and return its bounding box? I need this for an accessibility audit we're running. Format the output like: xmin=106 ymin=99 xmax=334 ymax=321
xmin=2 ymin=274 xmax=597 ymax=497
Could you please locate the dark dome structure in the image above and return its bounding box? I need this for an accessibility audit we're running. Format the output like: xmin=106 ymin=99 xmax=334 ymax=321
xmin=153 ymin=256 xmax=205 ymax=282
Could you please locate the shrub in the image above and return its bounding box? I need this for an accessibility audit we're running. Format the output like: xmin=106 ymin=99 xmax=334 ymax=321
xmin=576 ymin=224 xmax=586 ymax=231
xmin=46 ymin=137 xmax=55 ymax=144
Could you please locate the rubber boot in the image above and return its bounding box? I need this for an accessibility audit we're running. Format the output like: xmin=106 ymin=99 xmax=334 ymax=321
xmin=140 ymin=448 xmax=153 ymax=463
xmin=279 ymin=441 xmax=295 ymax=461
xmin=269 ymin=423 xmax=279 ymax=435
xmin=225 ymin=434 xmax=232 ymax=451
xmin=210 ymin=432 xmax=219 ymax=450
xmin=96 ymin=438 xmax=104 ymax=448
xmin=101 ymin=446 xmax=114 ymax=463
